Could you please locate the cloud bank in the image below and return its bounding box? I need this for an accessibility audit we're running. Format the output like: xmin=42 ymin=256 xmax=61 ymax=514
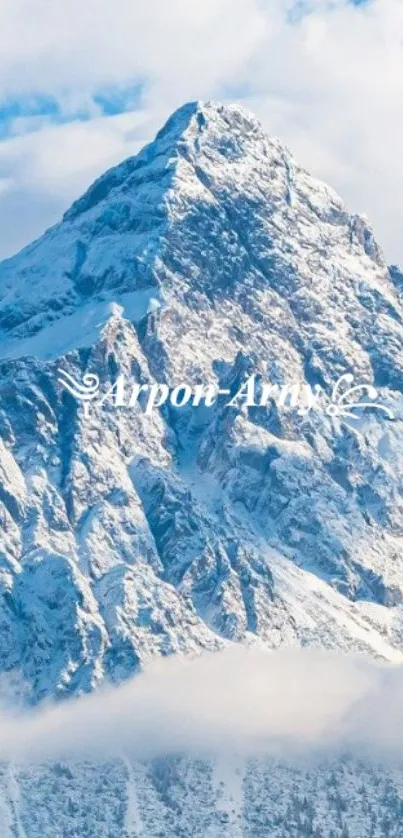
xmin=1 ymin=646 xmax=402 ymax=767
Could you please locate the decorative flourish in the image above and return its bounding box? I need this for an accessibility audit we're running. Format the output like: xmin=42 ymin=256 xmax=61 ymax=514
xmin=326 ymin=373 xmax=394 ymax=420
xmin=57 ymin=369 xmax=100 ymax=418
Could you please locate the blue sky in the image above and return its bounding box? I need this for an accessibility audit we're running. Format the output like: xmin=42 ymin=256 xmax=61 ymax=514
xmin=0 ymin=0 xmax=402 ymax=264
xmin=0 ymin=85 xmax=145 ymax=140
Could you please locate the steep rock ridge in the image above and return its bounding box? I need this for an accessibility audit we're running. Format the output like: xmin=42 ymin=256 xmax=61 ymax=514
xmin=0 ymin=101 xmax=403 ymax=835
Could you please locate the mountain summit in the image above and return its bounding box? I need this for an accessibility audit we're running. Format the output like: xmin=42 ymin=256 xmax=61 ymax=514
xmin=0 ymin=101 xmax=397 ymax=363
xmin=0 ymin=102 xmax=403 ymax=836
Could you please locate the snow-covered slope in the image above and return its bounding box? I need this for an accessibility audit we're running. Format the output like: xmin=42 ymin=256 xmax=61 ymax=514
xmin=0 ymin=100 xmax=403 ymax=835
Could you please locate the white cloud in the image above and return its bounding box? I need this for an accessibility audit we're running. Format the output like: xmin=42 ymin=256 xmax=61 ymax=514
xmin=1 ymin=647 xmax=403 ymax=766
xmin=0 ymin=0 xmax=266 ymax=104
xmin=0 ymin=0 xmax=402 ymax=263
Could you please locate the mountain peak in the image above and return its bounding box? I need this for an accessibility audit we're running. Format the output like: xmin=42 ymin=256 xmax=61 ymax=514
xmin=154 ymin=99 xmax=268 ymax=145
xmin=63 ymin=99 xmax=277 ymax=225
xmin=0 ymin=99 xmax=394 ymax=356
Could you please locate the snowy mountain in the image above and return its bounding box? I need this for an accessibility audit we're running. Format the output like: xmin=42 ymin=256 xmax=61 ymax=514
xmin=0 ymin=100 xmax=403 ymax=836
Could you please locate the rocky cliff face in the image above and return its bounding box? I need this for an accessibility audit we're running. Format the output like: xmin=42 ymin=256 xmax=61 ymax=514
xmin=0 ymin=100 xmax=403 ymax=836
